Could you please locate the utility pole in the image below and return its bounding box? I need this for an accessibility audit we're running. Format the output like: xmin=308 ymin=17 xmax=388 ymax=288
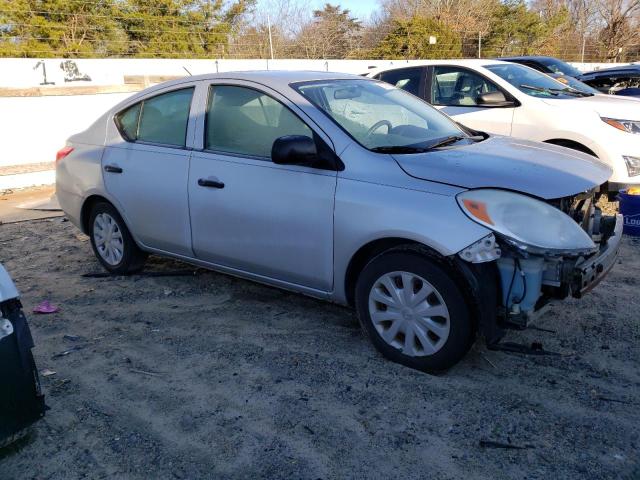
xmin=581 ymin=34 xmax=586 ymax=63
xmin=267 ymin=13 xmax=275 ymax=60
xmin=478 ymin=32 xmax=482 ymax=59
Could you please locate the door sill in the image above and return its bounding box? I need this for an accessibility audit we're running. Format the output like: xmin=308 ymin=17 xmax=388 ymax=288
xmin=139 ymin=245 xmax=333 ymax=302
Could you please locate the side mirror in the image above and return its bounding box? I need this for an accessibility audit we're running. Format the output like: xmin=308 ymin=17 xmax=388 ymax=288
xmin=476 ymin=91 xmax=514 ymax=107
xmin=271 ymin=135 xmax=317 ymax=166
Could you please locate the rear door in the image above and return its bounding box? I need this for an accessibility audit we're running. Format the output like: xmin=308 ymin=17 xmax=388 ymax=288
xmin=426 ymin=65 xmax=515 ymax=135
xmin=102 ymin=86 xmax=195 ymax=256
xmin=188 ymin=82 xmax=337 ymax=291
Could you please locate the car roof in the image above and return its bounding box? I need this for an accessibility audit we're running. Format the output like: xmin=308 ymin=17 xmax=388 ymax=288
xmin=581 ymin=64 xmax=640 ymax=76
xmin=365 ymin=58 xmax=507 ymax=75
xmin=139 ymin=70 xmax=361 ymax=96
xmin=497 ymin=56 xmax=554 ymax=62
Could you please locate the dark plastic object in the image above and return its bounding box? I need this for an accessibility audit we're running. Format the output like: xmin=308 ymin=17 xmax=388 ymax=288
xmin=0 ymin=300 xmax=46 ymax=447
xmin=271 ymin=135 xmax=318 ymax=167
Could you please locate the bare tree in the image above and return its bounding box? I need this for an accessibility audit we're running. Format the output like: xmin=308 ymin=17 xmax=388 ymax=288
xmin=594 ymin=0 xmax=640 ymax=60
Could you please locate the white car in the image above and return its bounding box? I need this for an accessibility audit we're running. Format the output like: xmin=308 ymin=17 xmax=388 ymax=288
xmin=367 ymin=60 xmax=640 ymax=194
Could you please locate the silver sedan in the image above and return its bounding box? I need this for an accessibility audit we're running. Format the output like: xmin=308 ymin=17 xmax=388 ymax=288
xmin=56 ymin=71 xmax=622 ymax=372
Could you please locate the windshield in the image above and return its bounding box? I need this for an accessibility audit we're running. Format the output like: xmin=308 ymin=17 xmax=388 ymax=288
xmin=538 ymin=58 xmax=583 ymax=77
xmin=551 ymin=74 xmax=600 ymax=94
xmin=292 ymin=79 xmax=466 ymax=150
xmin=485 ymin=63 xmax=590 ymax=98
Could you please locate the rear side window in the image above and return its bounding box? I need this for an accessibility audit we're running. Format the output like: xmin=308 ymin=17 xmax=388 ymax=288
xmin=205 ymin=85 xmax=312 ymax=158
xmin=378 ymin=67 xmax=424 ymax=97
xmin=115 ymin=87 xmax=194 ymax=147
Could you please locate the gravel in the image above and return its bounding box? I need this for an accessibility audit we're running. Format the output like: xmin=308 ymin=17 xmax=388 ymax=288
xmin=1 ymin=217 xmax=638 ymax=479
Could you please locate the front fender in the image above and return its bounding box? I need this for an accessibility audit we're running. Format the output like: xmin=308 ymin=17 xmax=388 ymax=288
xmin=332 ymin=177 xmax=490 ymax=304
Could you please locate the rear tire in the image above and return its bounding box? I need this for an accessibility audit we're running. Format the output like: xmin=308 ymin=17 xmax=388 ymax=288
xmin=355 ymin=247 xmax=475 ymax=373
xmin=88 ymin=202 xmax=147 ymax=274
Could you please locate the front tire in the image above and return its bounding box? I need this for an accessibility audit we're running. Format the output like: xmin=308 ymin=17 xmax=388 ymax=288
xmin=88 ymin=202 xmax=147 ymax=274
xmin=355 ymin=247 xmax=475 ymax=373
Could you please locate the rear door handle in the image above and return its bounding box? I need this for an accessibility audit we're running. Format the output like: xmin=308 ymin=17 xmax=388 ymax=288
xmin=198 ymin=178 xmax=225 ymax=189
xmin=104 ymin=165 xmax=123 ymax=174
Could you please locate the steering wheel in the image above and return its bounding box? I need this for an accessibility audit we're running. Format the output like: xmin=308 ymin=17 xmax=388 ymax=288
xmin=366 ymin=120 xmax=392 ymax=138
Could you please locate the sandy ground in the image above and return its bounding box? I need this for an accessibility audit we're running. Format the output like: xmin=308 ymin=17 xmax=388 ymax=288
xmin=0 ymin=215 xmax=638 ymax=480
xmin=0 ymin=185 xmax=61 ymax=224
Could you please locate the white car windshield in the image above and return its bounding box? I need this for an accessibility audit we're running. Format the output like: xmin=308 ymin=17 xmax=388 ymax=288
xmin=293 ymin=79 xmax=467 ymax=151
xmin=486 ymin=63 xmax=592 ymax=98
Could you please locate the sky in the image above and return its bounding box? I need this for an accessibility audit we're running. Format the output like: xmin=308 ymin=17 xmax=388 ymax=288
xmin=255 ymin=0 xmax=381 ymax=21
xmin=325 ymin=0 xmax=380 ymax=19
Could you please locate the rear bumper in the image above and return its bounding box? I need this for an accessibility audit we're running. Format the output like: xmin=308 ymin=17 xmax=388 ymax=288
xmin=572 ymin=214 xmax=623 ymax=298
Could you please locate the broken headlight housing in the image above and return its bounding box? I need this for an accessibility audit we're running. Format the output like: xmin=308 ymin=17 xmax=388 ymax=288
xmin=456 ymin=189 xmax=596 ymax=256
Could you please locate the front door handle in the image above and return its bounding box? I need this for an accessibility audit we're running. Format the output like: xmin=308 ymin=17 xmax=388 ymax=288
xmin=198 ymin=178 xmax=225 ymax=189
xmin=104 ymin=165 xmax=123 ymax=174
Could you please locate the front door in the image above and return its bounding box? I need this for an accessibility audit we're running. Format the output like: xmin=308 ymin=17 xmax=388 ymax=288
xmin=102 ymin=87 xmax=195 ymax=256
xmin=428 ymin=65 xmax=515 ymax=136
xmin=188 ymin=83 xmax=337 ymax=291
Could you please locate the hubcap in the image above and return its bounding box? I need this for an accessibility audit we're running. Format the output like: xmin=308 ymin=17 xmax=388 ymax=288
xmin=93 ymin=213 xmax=124 ymax=266
xmin=368 ymin=271 xmax=450 ymax=357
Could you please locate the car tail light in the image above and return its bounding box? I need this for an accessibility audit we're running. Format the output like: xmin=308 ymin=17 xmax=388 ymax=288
xmin=56 ymin=146 xmax=74 ymax=164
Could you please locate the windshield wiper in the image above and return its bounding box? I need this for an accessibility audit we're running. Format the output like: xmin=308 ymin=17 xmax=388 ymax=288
xmin=425 ymin=135 xmax=467 ymax=149
xmin=519 ymin=84 xmax=559 ymax=96
xmin=370 ymin=145 xmax=429 ymax=154
xmin=557 ymin=87 xmax=593 ymax=97
xmin=520 ymin=84 xmax=593 ymax=97
xmin=371 ymin=135 xmax=480 ymax=154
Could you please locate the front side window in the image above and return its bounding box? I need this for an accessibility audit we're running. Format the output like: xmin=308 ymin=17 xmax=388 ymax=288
xmin=378 ymin=67 xmax=424 ymax=97
xmin=485 ymin=63 xmax=584 ymax=98
xmin=206 ymin=85 xmax=312 ymax=158
xmin=294 ymin=79 xmax=465 ymax=150
xmin=431 ymin=66 xmax=500 ymax=106
xmin=115 ymin=88 xmax=194 ymax=147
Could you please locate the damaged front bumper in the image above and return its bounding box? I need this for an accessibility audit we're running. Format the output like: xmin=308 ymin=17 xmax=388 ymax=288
xmin=458 ymin=207 xmax=623 ymax=331
xmin=572 ymin=214 xmax=623 ymax=298
xmin=498 ymin=213 xmax=623 ymax=328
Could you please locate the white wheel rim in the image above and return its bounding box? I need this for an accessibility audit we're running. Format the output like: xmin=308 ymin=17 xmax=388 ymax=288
xmin=368 ymin=271 xmax=451 ymax=357
xmin=93 ymin=213 xmax=124 ymax=266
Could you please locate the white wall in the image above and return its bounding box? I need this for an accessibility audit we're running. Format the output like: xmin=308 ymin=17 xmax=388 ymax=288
xmin=1 ymin=58 xmax=427 ymax=88
xmin=2 ymin=57 xmax=628 ymax=89
xmin=0 ymin=92 xmax=134 ymax=168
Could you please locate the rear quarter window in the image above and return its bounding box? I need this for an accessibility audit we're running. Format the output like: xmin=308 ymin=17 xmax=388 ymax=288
xmin=116 ymin=103 xmax=141 ymax=141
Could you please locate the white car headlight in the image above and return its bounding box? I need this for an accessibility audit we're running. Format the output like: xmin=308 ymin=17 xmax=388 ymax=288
xmin=623 ymin=155 xmax=640 ymax=177
xmin=457 ymin=189 xmax=596 ymax=255
xmin=601 ymin=117 xmax=640 ymax=135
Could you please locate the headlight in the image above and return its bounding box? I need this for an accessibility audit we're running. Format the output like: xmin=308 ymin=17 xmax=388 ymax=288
xmin=623 ymin=155 xmax=640 ymax=177
xmin=457 ymin=189 xmax=596 ymax=255
xmin=601 ymin=117 xmax=640 ymax=135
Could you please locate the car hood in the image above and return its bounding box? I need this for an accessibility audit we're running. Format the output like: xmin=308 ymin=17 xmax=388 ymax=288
xmin=392 ymin=136 xmax=612 ymax=199
xmin=542 ymin=94 xmax=640 ymax=119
